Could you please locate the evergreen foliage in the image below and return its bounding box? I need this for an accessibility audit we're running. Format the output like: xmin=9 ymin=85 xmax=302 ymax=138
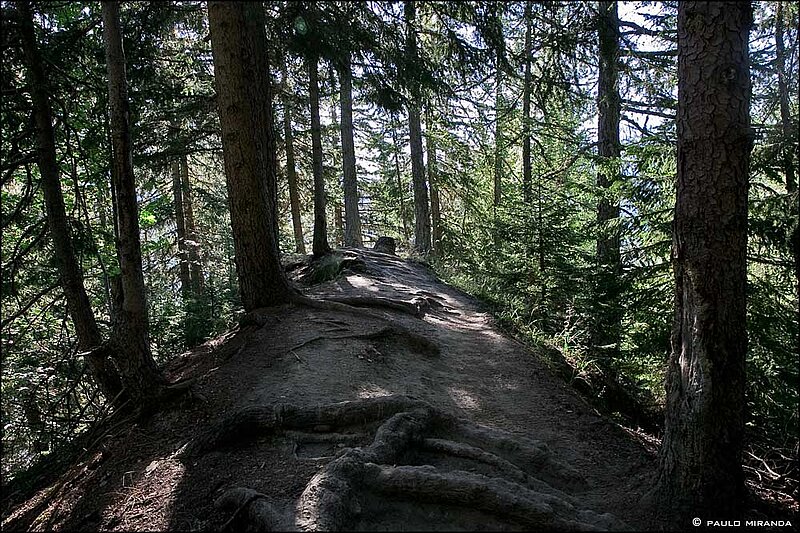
xmin=0 ymin=0 xmax=796 ymax=505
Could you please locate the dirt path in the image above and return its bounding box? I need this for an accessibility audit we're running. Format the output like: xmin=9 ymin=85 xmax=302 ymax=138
xmin=2 ymin=249 xmax=660 ymax=531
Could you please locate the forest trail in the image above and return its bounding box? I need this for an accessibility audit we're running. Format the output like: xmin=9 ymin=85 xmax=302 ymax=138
xmin=3 ymin=249 xmax=660 ymax=531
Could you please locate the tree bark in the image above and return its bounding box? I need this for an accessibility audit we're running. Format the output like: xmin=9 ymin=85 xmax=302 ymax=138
xmin=338 ymin=53 xmax=363 ymax=248
xmin=102 ymin=0 xmax=165 ymax=404
xmin=208 ymin=1 xmax=292 ymax=310
xmin=391 ymin=113 xmax=411 ymax=242
xmin=775 ymin=1 xmax=796 ymax=194
xmin=281 ymin=59 xmax=306 ymax=254
xmin=405 ymin=0 xmax=431 ymax=255
xmin=522 ymin=1 xmax=533 ymax=205
xmin=657 ymin=1 xmax=752 ymax=518
xmin=172 ymin=159 xmax=191 ymax=299
xmin=17 ymin=0 xmax=123 ymax=402
xmin=308 ymin=53 xmax=331 ymax=258
xmin=426 ymin=111 xmax=442 ymax=257
xmin=493 ymin=64 xmax=502 ymax=209
xmin=593 ymin=1 xmax=623 ymax=360
xmin=180 ymin=155 xmax=204 ymax=295
xmin=775 ymin=1 xmax=799 ymax=353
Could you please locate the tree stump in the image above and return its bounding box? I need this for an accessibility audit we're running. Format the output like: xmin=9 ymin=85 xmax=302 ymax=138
xmin=373 ymin=236 xmax=396 ymax=255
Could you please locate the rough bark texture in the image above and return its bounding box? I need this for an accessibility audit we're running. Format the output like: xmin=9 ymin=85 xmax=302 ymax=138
xmin=102 ymin=0 xmax=166 ymax=404
xmin=593 ymin=1 xmax=622 ymax=360
xmin=17 ymin=0 xmax=123 ymax=402
xmin=208 ymin=1 xmax=292 ymax=311
xmin=338 ymin=53 xmax=362 ymax=248
xmin=307 ymin=54 xmax=331 ymax=258
xmin=657 ymin=1 xmax=752 ymax=518
xmin=522 ymin=1 xmax=533 ymax=205
xmin=281 ymin=59 xmax=306 ymax=255
xmin=405 ymin=0 xmax=431 ymax=255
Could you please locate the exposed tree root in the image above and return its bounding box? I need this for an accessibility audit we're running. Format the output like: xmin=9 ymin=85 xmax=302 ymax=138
xmin=215 ymin=487 xmax=283 ymax=532
xmin=200 ymin=396 xmax=624 ymax=531
xmin=361 ymin=463 xmax=621 ymax=531
xmin=322 ymin=295 xmax=426 ymax=317
xmin=286 ymin=325 xmax=436 ymax=358
xmin=289 ymin=295 xmax=440 ymax=356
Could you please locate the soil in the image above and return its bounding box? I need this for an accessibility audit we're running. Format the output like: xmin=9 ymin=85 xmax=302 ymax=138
xmin=1 ymin=248 xmax=680 ymax=531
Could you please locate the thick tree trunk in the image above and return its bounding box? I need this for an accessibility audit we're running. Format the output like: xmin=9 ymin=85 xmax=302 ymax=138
xmin=308 ymin=54 xmax=331 ymax=258
xmin=102 ymin=0 xmax=165 ymax=404
xmin=208 ymin=1 xmax=292 ymax=310
xmin=17 ymin=0 xmax=123 ymax=402
xmin=172 ymin=159 xmax=191 ymax=299
xmin=281 ymin=60 xmax=306 ymax=255
xmin=426 ymin=112 xmax=442 ymax=257
xmin=522 ymin=1 xmax=533 ymax=205
xmin=180 ymin=155 xmax=204 ymax=295
xmin=338 ymin=53 xmax=362 ymax=248
xmin=593 ymin=1 xmax=622 ymax=360
xmin=657 ymin=1 xmax=752 ymax=518
xmin=405 ymin=0 xmax=431 ymax=255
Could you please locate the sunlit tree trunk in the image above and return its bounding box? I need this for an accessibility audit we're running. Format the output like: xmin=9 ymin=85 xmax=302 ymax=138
xmin=338 ymin=53 xmax=362 ymax=247
xmin=280 ymin=59 xmax=306 ymax=254
xmin=657 ymin=1 xmax=752 ymax=518
xmin=102 ymin=0 xmax=166 ymax=405
xmin=405 ymin=0 xmax=431 ymax=255
xmin=208 ymin=1 xmax=292 ymax=310
xmin=308 ymin=53 xmax=331 ymax=258
xmin=17 ymin=0 xmax=123 ymax=403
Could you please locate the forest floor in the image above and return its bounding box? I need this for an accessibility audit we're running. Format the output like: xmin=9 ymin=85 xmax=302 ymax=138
xmin=1 ymin=248 xmax=783 ymax=531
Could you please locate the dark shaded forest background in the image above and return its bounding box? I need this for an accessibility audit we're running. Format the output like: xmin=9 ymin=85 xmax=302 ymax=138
xmin=1 ymin=0 xmax=797 ymax=503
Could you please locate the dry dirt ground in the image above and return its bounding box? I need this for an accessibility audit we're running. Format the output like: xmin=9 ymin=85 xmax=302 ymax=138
xmin=3 ymin=248 xmax=672 ymax=531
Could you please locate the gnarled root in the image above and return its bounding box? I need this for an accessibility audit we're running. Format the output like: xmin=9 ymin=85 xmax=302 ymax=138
xmin=201 ymin=396 xmax=624 ymax=531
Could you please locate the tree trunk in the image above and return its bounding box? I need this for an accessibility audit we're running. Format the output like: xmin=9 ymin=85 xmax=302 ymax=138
xmin=172 ymin=159 xmax=191 ymax=299
xmin=657 ymin=1 xmax=752 ymax=518
xmin=308 ymin=53 xmax=331 ymax=258
xmin=180 ymin=155 xmax=204 ymax=295
xmin=281 ymin=59 xmax=306 ymax=255
xmin=391 ymin=113 xmax=411 ymax=242
xmin=102 ymin=0 xmax=166 ymax=405
xmin=405 ymin=0 xmax=431 ymax=255
xmin=426 ymin=111 xmax=442 ymax=257
xmin=775 ymin=1 xmax=799 ymax=354
xmin=522 ymin=1 xmax=533 ymax=205
xmin=17 ymin=0 xmax=123 ymax=403
xmin=338 ymin=53 xmax=363 ymax=248
xmin=775 ymin=1 xmax=796 ymax=194
xmin=208 ymin=1 xmax=292 ymax=311
xmin=493 ymin=64 xmax=502 ymax=209
xmin=593 ymin=1 xmax=622 ymax=360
